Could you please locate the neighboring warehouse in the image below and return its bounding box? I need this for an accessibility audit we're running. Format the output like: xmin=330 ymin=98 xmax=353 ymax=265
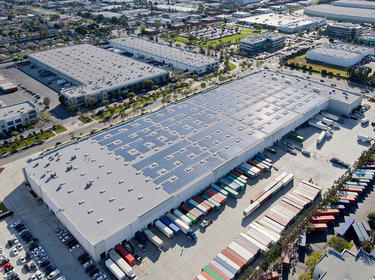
xmin=240 ymin=33 xmax=286 ymax=55
xmin=237 ymin=13 xmax=325 ymax=34
xmin=28 ymin=44 xmax=169 ymax=107
xmin=110 ymin=37 xmax=219 ymax=74
xmin=304 ymin=4 xmax=375 ymax=24
xmin=306 ymin=43 xmax=374 ymax=67
xmin=0 ymin=101 xmax=39 ymax=134
xmin=23 ymin=70 xmax=362 ymax=262
xmin=332 ymin=0 xmax=375 ymax=10
xmin=360 ymin=32 xmax=375 ymax=46
xmin=0 ymin=74 xmax=18 ymax=93
xmin=313 ymin=248 xmax=375 ymax=280
xmin=326 ymin=22 xmax=362 ymax=40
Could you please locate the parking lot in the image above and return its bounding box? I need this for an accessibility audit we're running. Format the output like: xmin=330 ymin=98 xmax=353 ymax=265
xmin=1 ymin=99 xmax=374 ymax=280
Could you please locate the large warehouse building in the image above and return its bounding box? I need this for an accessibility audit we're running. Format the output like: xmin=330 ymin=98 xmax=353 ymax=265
xmin=28 ymin=44 xmax=169 ymax=107
xmin=306 ymin=43 xmax=374 ymax=67
xmin=109 ymin=37 xmax=219 ymax=74
xmin=23 ymin=71 xmax=362 ymax=262
xmin=0 ymin=101 xmax=39 ymax=134
xmin=304 ymin=4 xmax=375 ymax=24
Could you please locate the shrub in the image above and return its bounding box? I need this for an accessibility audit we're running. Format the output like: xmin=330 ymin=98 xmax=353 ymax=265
xmin=368 ymin=212 xmax=375 ymax=225
xmin=328 ymin=236 xmax=351 ymax=253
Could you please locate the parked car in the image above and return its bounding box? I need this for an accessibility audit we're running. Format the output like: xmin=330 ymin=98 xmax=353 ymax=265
xmin=47 ymin=269 xmax=60 ymax=279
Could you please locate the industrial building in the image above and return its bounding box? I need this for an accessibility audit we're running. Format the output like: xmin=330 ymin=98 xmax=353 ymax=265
xmin=109 ymin=37 xmax=219 ymax=74
xmin=332 ymin=0 xmax=375 ymax=10
xmin=238 ymin=14 xmax=325 ymax=34
xmin=23 ymin=70 xmax=362 ymax=262
xmin=306 ymin=43 xmax=374 ymax=67
xmin=313 ymin=248 xmax=375 ymax=280
xmin=28 ymin=44 xmax=169 ymax=107
xmin=360 ymin=32 xmax=375 ymax=46
xmin=0 ymin=101 xmax=39 ymax=134
xmin=326 ymin=22 xmax=362 ymax=40
xmin=304 ymin=4 xmax=375 ymax=24
xmin=240 ymin=33 xmax=286 ymax=55
xmin=0 ymin=74 xmax=18 ymax=93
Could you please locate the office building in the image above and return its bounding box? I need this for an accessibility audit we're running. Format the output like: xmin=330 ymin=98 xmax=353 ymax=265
xmin=326 ymin=22 xmax=362 ymax=40
xmin=0 ymin=101 xmax=39 ymax=134
xmin=23 ymin=70 xmax=361 ymax=262
xmin=240 ymin=33 xmax=286 ymax=55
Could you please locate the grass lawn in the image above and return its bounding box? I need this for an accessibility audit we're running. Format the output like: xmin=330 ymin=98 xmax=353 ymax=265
xmin=0 ymin=202 xmax=8 ymax=214
xmin=0 ymin=130 xmax=55 ymax=155
xmin=288 ymin=54 xmax=349 ymax=78
xmin=228 ymin=62 xmax=236 ymax=72
xmin=165 ymin=28 xmax=259 ymax=49
xmin=53 ymin=125 xmax=67 ymax=134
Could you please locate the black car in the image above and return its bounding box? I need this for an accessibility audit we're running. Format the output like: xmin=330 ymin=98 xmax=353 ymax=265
xmin=79 ymin=256 xmax=90 ymax=265
xmin=15 ymin=225 xmax=26 ymax=232
xmin=29 ymin=263 xmax=36 ymax=271
xmin=40 ymin=260 xmax=50 ymax=268
xmin=89 ymin=268 xmax=99 ymax=277
xmin=1 ymin=258 xmax=9 ymax=265
xmin=7 ymin=240 xmax=14 ymax=247
xmin=44 ymin=265 xmax=55 ymax=275
xmin=28 ymin=242 xmax=39 ymax=251
xmin=78 ymin=253 xmax=89 ymax=261
xmin=84 ymin=264 xmax=96 ymax=273
xmin=23 ymin=264 xmax=30 ymax=272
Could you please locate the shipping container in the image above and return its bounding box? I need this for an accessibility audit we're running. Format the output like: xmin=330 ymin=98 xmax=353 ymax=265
xmin=204 ymin=189 xmax=225 ymax=205
xmin=193 ymin=196 xmax=215 ymax=212
xmin=282 ymin=243 xmax=291 ymax=268
xmin=258 ymin=190 xmax=273 ymax=206
xmin=115 ymin=244 xmax=136 ymax=266
xmin=311 ymin=215 xmax=335 ymax=224
xmin=266 ymin=210 xmax=290 ymax=227
xmin=261 ymin=217 xmax=285 ymax=232
xmin=281 ymin=173 xmax=294 ymax=186
xmin=154 ymin=220 xmax=174 ymax=238
xmin=251 ymin=189 xmax=266 ymax=203
xmin=312 ymin=223 xmax=327 ymax=232
xmin=108 ymin=249 xmax=136 ymax=279
xmin=282 ymin=197 xmax=304 ymax=211
xmin=217 ymin=253 xmax=241 ymax=272
xmin=250 ymin=222 xmax=280 ymax=243
xmin=165 ymin=212 xmax=191 ymax=234
xmin=337 ymin=217 xmax=355 ymax=237
xmin=258 ymin=218 xmax=284 ymax=235
xmin=186 ymin=202 xmax=205 ymax=217
xmin=240 ymin=233 xmax=269 ymax=252
xmin=134 ymin=231 xmax=147 ymax=244
xmin=173 ymin=209 xmax=193 ymax=226
xmin=301 ymin=180 xmax=322 ymax=191
xmin=201 ymin=271 xmax=216 ymax=280
xmin=246 ymin=228 xmax=272 ymax=248
xmin=285 ymin=193 xmax=309 ymax=207
xmin=210 ymin=184 xmax=229 ymax=197
xmin=105 ymin=258 xmax=126 ymax=280
xmin=316 ymin=209 xmax=340 ymax=216
xmin=207 ymin=264 xmax=230 ymax=280
xmin=221 ymin=248 xmax=246 ymax=268
xmin=209 ymin=188 xmax=228 ymax=201
xmin=160 ymin=216 xmax=182 ymax=235
xmin=196 ymin=274 xmax=207 ymax=280
xmin=189 ymin=199 xmax=209 ymax=215
xmin=279 ymin=201 xmax=300 ymax=215
xmin=144 ymin=229 xmax=164 ymax=249
xmin=341 ymin=187 xmax=363 ymax=194
xmin=210 ymin=260 xmax=235 ymax=279
xmin=214 ymin=255 xmax=239 ymax=275
xmin=243 ymin=201 xmax=261 ymax=217
xmin=201 ymin=194 xmax=221 ymax=209
xmin=234 ymin=238 xmax=257 ymax=258
xmin=237 ymin=235 xmax=260 ymax=254
xmin=264 ymin=181 xmax=279 ymax=192
xmin=219 ymin=184 xmax=239 ymax=198
xmin=202 ymin=266 xmax=225 ymax=280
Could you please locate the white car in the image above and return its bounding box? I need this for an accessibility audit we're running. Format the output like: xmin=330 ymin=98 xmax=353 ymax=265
xmin=47 ymin=269 xmax=61 ymax=279
xmin=16 ymin=243 xmax=23 ymax=251
xmin=69 ymin=244 xmax=80 ymax=252
xmin=29 ymin=276 xmax=37 ymax=280
xmin=10 ymin=220 xmax=21 ymax=228
xmin=83 ymin=260 xmax=93 ymax=268
xmin=19 ymin=256 xmax=26 ymax=264
xmin=12 ymin=248 xmax=18 ymax=256
xmin=35 ymin=270 xmax=42 ymax=279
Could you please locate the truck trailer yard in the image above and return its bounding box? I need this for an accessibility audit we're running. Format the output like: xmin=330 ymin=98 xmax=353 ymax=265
xmin=1 ymin=77 xmax=373 ymax=280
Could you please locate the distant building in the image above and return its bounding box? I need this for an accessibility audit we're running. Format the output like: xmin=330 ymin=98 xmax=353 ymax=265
xmin=240 ymin=33 xmax=286 ymax=55
xmin=326 ymin=22 xmax=362 ymax=40
xmin=332 ymin=0 xmax=375 ymax=10
xmin=313 ymin=248 xmax=375 ymax=280
xmin=0 ymin=74 xmax=17 ymax=93
xmin=278 ymin=18 xmax=326 ymax=34
xmin=306 ymin=43 xmax=374 ymax=67
xmin=28 ymin=44 xmax=168 ymax=107
xmin=304 ymin=4 xmax=375 ymax=24
xmin=110 ymin=36 xmax=219 ymax=74
xmin=232 ymin=12 xmax=252 ymax=18
xmin=225 ymin=0 xmax=260 ymax=4
xmin=360 ymin=32 xmax=375 ymax=46
xmin=0 ymin=101 xmax=39 ymax=134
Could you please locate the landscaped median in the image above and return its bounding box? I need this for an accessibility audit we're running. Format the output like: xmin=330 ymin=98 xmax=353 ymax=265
xmin=0 ymin=124 xmax=67 ymax=156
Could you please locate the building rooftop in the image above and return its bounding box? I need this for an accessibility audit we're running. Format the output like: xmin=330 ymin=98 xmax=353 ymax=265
xmin=28 ymin=44 xmax=168 ymax=98
xmin=308 ymin=43 xmax=373 ymax=59
xmin=24 ymin=70 xmax=361 ymax=246
xmin=327 ymin=21 xmax=361 ymax=29
xmin=304 ymin=4 xmax=375 ymax=24
xmin=239 ymin=13 xmax=322 ymax=28
xmin=110 ymin=37 xmax=218 ymax=68
xmin=313 ymin=248 xmax=375 ymax=280
xmin=241 ymin=32 xmax=285 ymax=44
xmin=0 ymin=101 xmax=36 ymax=120
xmin=333 ymin=0 xmax=375 ymax=10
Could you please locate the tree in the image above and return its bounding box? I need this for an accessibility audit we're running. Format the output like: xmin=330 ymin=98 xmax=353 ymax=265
xmin=101 ymin=99 xmax=109 ymax=106
xmin=299 ymin=272 xmax=313 ymax=280
xmin=43 ymin=97 xmax=50 ymax=108
xmin=368 ymin=212 xmax=375 ymax=225
xmin=200 ymin=82 xmax=206 ymax=89
xmin=328 ymin=236 xmax=351 ymax=253
xmin=87 ymin=97 xmax=98 ymax=107
xmin=141 ymin=79 xmax=154 ymax=90
xmin=306 ymin=251 xmax=322 ymax=274
xmin=10 ymin=130 xmax=19 ymax=137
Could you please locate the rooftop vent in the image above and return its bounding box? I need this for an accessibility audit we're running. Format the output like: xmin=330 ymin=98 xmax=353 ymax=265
xmin=88 ymin=209 xmax=94 ymax=214
xmin=109 ymin=197 xmax=115 ymax=202
xmin=119 ymin=207 xmax=125 ymax=211
xmin=119 ymin=180 xmax=124 ymax=184
xmin=128 ymin=187 xmax=134 ymax=192
xmin=97 ymin=219 xmax=103 ymax=224
xmin=67 ymin=189 xmax=73 ymax=194
xmin=78 ymin=200 xmax=85 ymax=205
xmin=138 ymin=195 xmax=143 ymax=200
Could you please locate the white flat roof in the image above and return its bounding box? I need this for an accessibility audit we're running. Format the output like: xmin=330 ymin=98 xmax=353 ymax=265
xmin=0 ymin=101 xmax=36 ymax=120
xmin=308 ymin=43 xmax=373 ymax=59
xmin=333 ymin=0 xmax=375 ymax=9
xmin=239 ymin=13 xmax=322 ymax=28
xmin=110 ymin=37 xmax=219 ymax=68
xmin=304 ymin=4 xmax=375 ymax=23
xmin=24 ymin=71 xmax=361 ymax=245
xmin=28 ymin=44 xmax=168 ymax=98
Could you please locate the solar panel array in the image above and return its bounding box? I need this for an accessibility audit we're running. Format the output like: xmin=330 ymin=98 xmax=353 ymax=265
xmin=91 ymin=71 xmax=328 ymax=194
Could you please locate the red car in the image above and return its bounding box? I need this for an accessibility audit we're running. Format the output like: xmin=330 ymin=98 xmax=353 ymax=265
xmin=3 ymin=262 xmax=12 ymax=269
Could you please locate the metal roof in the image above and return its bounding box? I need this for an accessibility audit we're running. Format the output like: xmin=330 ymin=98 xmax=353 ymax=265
xmin=307 ymin=43 xmax=373 ymax=59
xmin=28 ymin=44 xmax=168 ymax=98
xmin=0 ymin=101 xmax=37 ymax=120
xmin=24 ymin=71 xmax=361 ymax=245
xmin=109 ymin=36 xmax=219 ymax=68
